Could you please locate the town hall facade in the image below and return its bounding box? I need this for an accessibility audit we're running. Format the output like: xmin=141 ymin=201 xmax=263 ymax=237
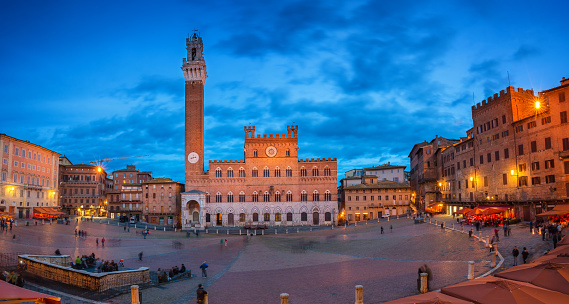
xmin=180 ymin=34 xmax=338 ymax=229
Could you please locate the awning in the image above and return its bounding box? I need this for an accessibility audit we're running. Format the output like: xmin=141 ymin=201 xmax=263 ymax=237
xmin=536 ymin=210 xmax=563 ymax=218
xmin=33 ymin=207 xmax=66 ymax=216
xmin=0 ymin=280 xmax=61 ymax=304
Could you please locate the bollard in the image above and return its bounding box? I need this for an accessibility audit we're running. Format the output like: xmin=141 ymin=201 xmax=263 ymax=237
xmin=407 ymin=214 xmax=409 ymax=219
xmin=131 ymin=285 xmax=140 ymax=304
xmin=262 ymin=230 xmax=264 ymax=235
xmin=164 ymin=227 xmax=166 ymax=231
xmin=452 ymin=223 xmax=455 ymax=230
xmin=154 ymin=226 xmax=156 ymax=230
xmin=493 ymin=243 xmax=497 ymax=253
xmin=275 ymin=229 xmax=277 ymax=235
xmin=239 ymin=229 xmax=242 ymax=235
xmin=280 ymin=293 xmax=289 ymax=304
xmin=42 ymin=219 xmax=44 ymax=225
xmin=297 ymin=228 xmax=299 ymax=233
xmin=388 ymin=217 xmax=390 ymax=221
xmin=310 ymin=227 xmax=312 ymax=232
xmin=118 ymin=222 xmax=120 ymax=226
xmin=491 ymin=251 xmax=497 ymax=267
xmin=145 ymin=225 xmax=148 ymax=229
xmin=227 ymin=230 xmax=229 ymax=235
xmin=134 ymin=224 xmax=137 ymax=229
xmin=420 ymin=273 xmax=428 ymax=293
xmin=204 ymin=293 xmax=209 ymax=304
xmin=478 ymin=231 xmax=482 ymax=240
xmin=108 ymin=221 xmax=110 ymax=224
xmin=486 ymin=236 xmax=490 ymax=247
xmin=247 ymin=229 xmax=249 ymax=235
xmin=378 ymin=218 xmax=380 ymax=223
xmin=366 ymin=221 xmax=368 ymax=225
xmin=355 ymin=285 xmax=363 ymax=304
xmin=175 ymin=228 xmax=177 ymax=232
xmin=461 ymin=226 xmax=464 ymax=233
xmin=286 ymin=229 xmax=288 ymax=234
xmin=331 ymin=225 xmax=334 ymax=230
xmin=429 ymin=218 xmax=432 ymax=224
xmin=435 ymin=220 xmax=437 ymax=225
xmin=216 ymin=229 xmax=218 ymax=234
xmin=255 ymin=230 xmax=257 ymax=236
xmin=468 ymin=261 xmax=475 ymax=279
xmin=397 ymin=215 xmax=399 ymax=220
xmin=355 ymin=222 xmax=357 ymax=227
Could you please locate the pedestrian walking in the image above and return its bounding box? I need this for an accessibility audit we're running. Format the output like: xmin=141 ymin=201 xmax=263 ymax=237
xmin=529 ymin=220 xmax=533 ymax=233
xmin=200 ymin=261 xmax=208 ymax=278
xmin=441 ymin=223 xmax=444 ymax=230
xmin=522 ymin=247 xmax=529 ymax=264
xmin=96 ymin=238 xmax=99 ymax=246
xmin=196 ymin=284 xmax=207 ymax=304
xmin=138 ymin=252 xmax=143 ymax=261
xmin=390 ymin=225 xmax=393 ymax=233
xmin=224 ymin=239 xmax=227 ymax=247
xmin=512 ymin=246 xmax=519 ymax=266
xmin=380 ymin=226 xmax=384 ymax=234
xmin=124 ymin=226 xmax=126 ymax=232
xmin=101 ymin=237 xmax=105 ymax=247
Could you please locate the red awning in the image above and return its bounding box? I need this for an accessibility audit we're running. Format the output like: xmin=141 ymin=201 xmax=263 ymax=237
xmin=0 ymin=280 xmax=61 ymax=304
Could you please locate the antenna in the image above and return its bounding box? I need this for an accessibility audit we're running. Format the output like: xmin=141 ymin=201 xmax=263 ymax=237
xmin=507 ymin=71 xmax=511 ymax=86
xmin=472 ymin=92 xmax=475 ymax=106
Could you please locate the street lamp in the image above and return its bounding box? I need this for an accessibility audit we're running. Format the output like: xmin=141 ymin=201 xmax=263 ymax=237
xmin=535 ymin=101 xmax=540 ymax=109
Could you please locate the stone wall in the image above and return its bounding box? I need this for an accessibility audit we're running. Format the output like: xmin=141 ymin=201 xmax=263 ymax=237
xmin=19 ymin=254 xmax=150 ymax=292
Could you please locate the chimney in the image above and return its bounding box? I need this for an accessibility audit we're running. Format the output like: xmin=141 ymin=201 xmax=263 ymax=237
xmin=561 ymin=77 xmax=569 ymax=85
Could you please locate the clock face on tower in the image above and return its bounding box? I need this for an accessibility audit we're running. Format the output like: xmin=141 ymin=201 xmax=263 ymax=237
xmin=188 ymin=152 xmax=199 ymax=164
xmin=265 ymin=146 xmax=277 ymax=157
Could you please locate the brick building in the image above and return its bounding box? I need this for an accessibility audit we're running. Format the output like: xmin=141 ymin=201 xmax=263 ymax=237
xmin=59 ymin=156 xmax=108 ymax=216
xmin=408 ymin=136 xmax=459 ymax=211
xmin=410 ymin=77 xmax=569 ymax=220
xmin=106 ymin=184 xmax=143 ymax=222
xmin=180 ymin=33 xmax=338 ymax=229
xmin=0 ymin=134 xmax=60 ymax=218
xmin=142 ymin=178 xmax=184 ymax=226
xmin=111 ymin=165 xmax=152 ymax=190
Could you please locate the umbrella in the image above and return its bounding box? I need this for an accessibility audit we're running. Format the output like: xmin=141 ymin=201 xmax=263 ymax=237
xmin=495 ymin=262 xmax=569 ymax=295
xmin=482 ymin=208 xmax=503 ymax=216
xmin=441 ymin=276 xmax=569 ymax=304
xmin=382 ymin=291 xmax=474 ymax=303
xmin=455 ymin=208 xmax=473 ymax=215
xmin=0 ymin=280 xmax=61 ymax=304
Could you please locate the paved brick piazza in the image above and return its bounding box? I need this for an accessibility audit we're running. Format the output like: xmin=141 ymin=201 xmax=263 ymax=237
xmin=0 ymin=215 xmax=553 ymax=304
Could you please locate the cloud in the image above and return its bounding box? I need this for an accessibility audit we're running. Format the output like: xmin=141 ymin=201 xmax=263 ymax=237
xmin=512 ymin=45 xmax=540 ymax=61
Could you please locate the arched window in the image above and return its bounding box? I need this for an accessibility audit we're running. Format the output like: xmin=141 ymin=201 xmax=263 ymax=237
xmin=274 ymin=191 xmax=281 ymax=202
xmin=227 ymin=192 xmax=234 ymax=202
xmin=252 ymin=191 xmax=258 ymax=202
xmin=275 ymin=213 xmax=281 ymax=221
xmin=312 ymin=167 xmax=319 ymax=176
xmin=274 ymin=167 xmax=281 ymax=177
xmin=253 ymin=150 xmax=258 ymax=157
xmin=239 ymin=191 xmax=245 ymax=202
xmin=206 ymin=193 xmax=210 ymax=203
xmin=313 ymin=190 xmax=319 ymax=201
xmin=216 ymin=192 xmax=222 ymax=202
xmin=286 ymin=191 xmax=292 ymax=202
xmin=325 ymin=212 xmax=332 ymax=221
xmin=301 ymin=191 xmax=307 ymax=202
xmin=215 ymin=167 xmax=222 ymax=178
xmin=263 ymin=166 xmax=270 ymax=177
xmin=286 ymin=149 xmax=290 ymax=156
xmin=239 ymin=213 xmax=246 ymax=222
xmin=227 ymin=168 xmax=234 ymax=178
xmin=324 ymin=167 xmax=331 ymax=176
xmin=324 ymin=190 xmax=331 ymax=201
xmin=263 ymin=191 xmax=270 ymax=202
xmin=252 ymin=167 xmax=258 ymax=177
xmin=287 ymin=212 xmax=293 ymax=221
xmin=286 ymin=166 xmax=292 ymax=177
xmin=239 ymin=167 xmax=245 ymax=177
xmin=264 ymin=212 xmax=270 ymax=221
xmin=301 ymin=212 xmax=307 ymax=221
xmin=253 ymin=213 xmax=259 ymax=222
xmin=300 ymin=167 xmax=307 ymax=177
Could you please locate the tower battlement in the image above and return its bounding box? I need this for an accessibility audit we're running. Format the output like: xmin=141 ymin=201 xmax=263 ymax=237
xmin=471 ymin=86 xmax=535 ymax=113
xmin=299 ymin=158 xmax=337 ymax=163
xmin=244 ymin=125 xmax=299 ymax=139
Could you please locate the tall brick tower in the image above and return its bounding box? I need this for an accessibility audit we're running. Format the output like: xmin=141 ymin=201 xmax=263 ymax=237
xmin=182 ymin=32 xmax=207 ymax=184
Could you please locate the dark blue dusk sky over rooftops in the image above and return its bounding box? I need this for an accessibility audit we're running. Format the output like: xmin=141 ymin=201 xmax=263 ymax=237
xmin=1 ymin=0 xmax=568 ymax=183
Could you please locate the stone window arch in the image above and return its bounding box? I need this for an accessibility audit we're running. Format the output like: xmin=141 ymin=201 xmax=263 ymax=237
xmin=324 ymin=190 xmax=332 ymax=201
xmin=312 ymin=167 xmax=319 ymax=177
xmin=300 ymin=166 xmax=307 ymax=177
xmin=227 ymin=191 xmax=234 ymax=202
xmin=263 ymin=166 xmax=270 ymax=177
xmin=252 ymin=167 xmax=258 ymax=177
xmin=215 ymin=167 xmax=222 ymax=178
xmin=239 ymin=191 xmax=245 ymax=202
xmin=274 ymin=191 xmax=281 ymax=202
xmin=286 ymin=166 xmax=292 ymax=177
xmin=324 ymin=166 xmax=331 ymax=176
xmin=274 ymin=166 xmax=281 ymax=177
xmin=216 ymin=192 xmax=222 ymax=203
xmin=286 ymin=191 xmax=293 ymax=202
xmin=313 ymin=190 xmax=320 ymax=201
xmin=301 ymin=190 xmax=307 ymax=201
xmin=239 ymin=167 xmax=245 ymax=177
xmin=252 ymin=191 xmax=259 ymax=202
xmin=227 ymin=167 xmax=234 ymax=178
xmin=263 ymin=191 xmax=270 ymax=202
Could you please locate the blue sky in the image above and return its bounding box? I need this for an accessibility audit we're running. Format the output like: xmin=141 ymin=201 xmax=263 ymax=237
xmin=1 ymin=0 xmax=568 ymax=183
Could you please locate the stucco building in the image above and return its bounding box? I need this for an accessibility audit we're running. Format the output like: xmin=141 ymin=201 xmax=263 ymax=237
xmin=0 ymin=134 xmax=60 ymax=218
xmin=180 ymin=34 xmax=338 ymax=229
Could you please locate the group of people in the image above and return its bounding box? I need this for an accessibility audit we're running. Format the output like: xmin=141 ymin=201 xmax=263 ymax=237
xmin=0 ymin=218 xmax=13 ymax=231
xmin=3 ymin=270 xmax=24 ymax=287
xmin=98 ymin=259 xmax=122 ymax=272
xmin=157 ymin=264 xmax=187 ymax=282
xmin=74 ymin=229 xmax=88 ymax=238
xmin=72 ymin=253 xmax=98 ymax=270
xmin=533 ymin=221 xmax=564 ymax=247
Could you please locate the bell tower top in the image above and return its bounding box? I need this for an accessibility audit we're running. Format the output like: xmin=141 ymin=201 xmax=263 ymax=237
xmin=182 ymin=31 xmax=207 ymax=83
